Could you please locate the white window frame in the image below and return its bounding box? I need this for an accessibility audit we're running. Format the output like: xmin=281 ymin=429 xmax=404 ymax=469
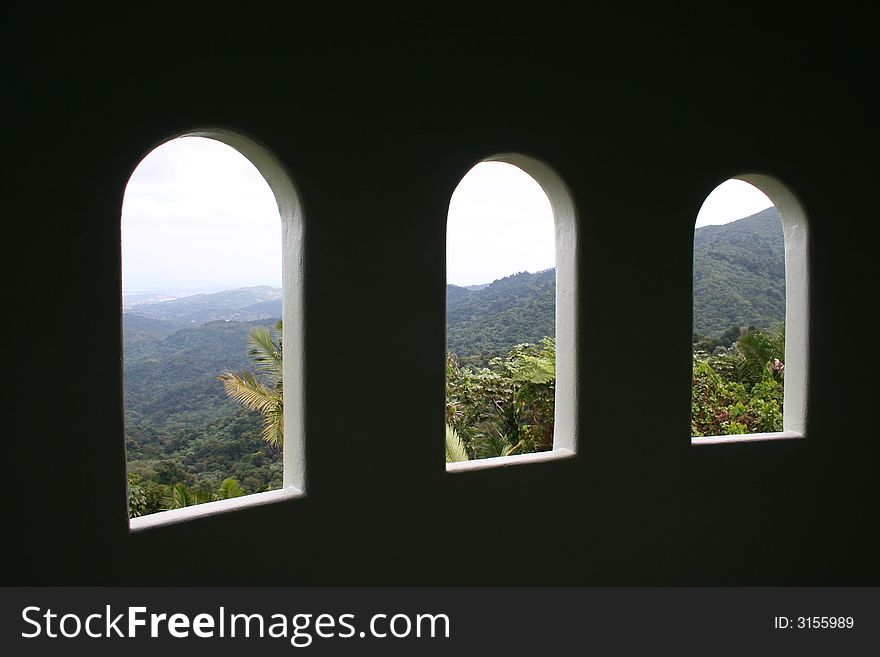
xmin=446 ymin=153 xmax=579 ymax=472
xmin=691 ymin=173 xmax=809 ymax=446
xmin=127 ymin=129 xmax=305 ymax=530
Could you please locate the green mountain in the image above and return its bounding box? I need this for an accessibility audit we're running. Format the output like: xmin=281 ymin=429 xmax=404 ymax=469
xmin=693 ymin=206 xmax=785 ymax=336
xmin=123 ymin=318 xmax=280 ymax=429
xmin=123 ymin=316 xmax=283 ymax=494
xmin=122 ymin=286 xmax=284 ymax=435
xmin=446 ymin=269 xmax=555 ymax=366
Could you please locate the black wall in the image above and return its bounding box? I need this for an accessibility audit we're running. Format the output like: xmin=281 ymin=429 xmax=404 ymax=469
xmin=6 ymin=14 xmax=877 ymax=585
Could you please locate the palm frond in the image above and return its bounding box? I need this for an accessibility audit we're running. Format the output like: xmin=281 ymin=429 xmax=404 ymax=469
xmin=216 ymin=478 xmax=245 ymax=500
xmin=220 ymin=322 xmax=285 ymax=449
xmin=218 ymin=370 xmax=284 ymax=449
xmin=445 ymin=423 xmax=469 ymax=463
xmin=247 ymin=323 xmax=283 ymax=382
xmin=163 ymin=483 xmax=192 ymax=510
xmin=732 ymin=324 xmax=785 ymax=386
xmin=476 ymin=430 xmax=518 ymax=459
xmin=259 ymin=403 xmax=284 ymax=449
xmin=218 ymin=370 xmax=278 ymax=415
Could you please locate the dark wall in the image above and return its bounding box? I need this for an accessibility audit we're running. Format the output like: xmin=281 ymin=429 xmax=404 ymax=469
xmin=6 ymin=15 xmax=877 ymax=585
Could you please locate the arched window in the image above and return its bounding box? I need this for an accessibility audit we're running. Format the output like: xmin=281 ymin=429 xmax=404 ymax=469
xmin=691 ymin=175 xmax=808 ymax=444
xmin=122 ymin=130 xmax=304 ymax=528
xmin=445 ymin=154 xmax=578 ymax=470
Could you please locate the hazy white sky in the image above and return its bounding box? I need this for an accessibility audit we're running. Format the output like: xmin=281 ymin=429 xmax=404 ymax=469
xmin=122 ymin=137 xmax=282 ymax=294
xmin=694 ymin=179 xmax=773 ymax=228
xmin=446 ymin=162 xmax=555 ymax=287
xmin=445 ymin=167 xmax=774 ymax=285
xmin=122 ymin=138 xmax=774 ymax=293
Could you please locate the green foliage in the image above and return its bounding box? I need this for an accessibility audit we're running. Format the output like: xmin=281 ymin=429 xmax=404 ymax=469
xmin=447 ymin=338 xmax=556 ymax=460
xmin=728 ymin=323 xmax=785 ymax=388
xmin=164 ymin=483 xmax=194 ymax=509
xmin=127 ymin=476 xmax=250 ymax=516
xmin=126 ymin=409 xmax=283 ymax=515
xmin=123 ymin=318 xmax=279 ymax=432
xmin=693 ymin=324 xmax=749 ymax=355
xmin=127 ymin=472 xmax=148 ymax=518
xmin=154 ymin=459 xmax=189 ymax=486
xmin=445 ymin=423 xmax=469 ymax=463
xmin=216 ymin=478 xmax=246 ymax=500
xmin=691 ymin=325 xmax=785 ymax=437
xmin=127 ymin=318 xmax=285 ymax=518
xmin=124 ymin=315 xmax=283 ymax=517
xmin=476 ymin=431 xmax=523 ymax=459
xmin=219 ymin=320 xmax=284 ymax=448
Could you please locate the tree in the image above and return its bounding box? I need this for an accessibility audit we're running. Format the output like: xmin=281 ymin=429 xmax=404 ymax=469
xmin=691 ymin=324 xmax=784 ymax=436
xmin=446 ymin=337 xmax=556 ymax=459
xmin=219 ymin=321 xmax=284 ymax=448
xmin=728 ymin=322 xmax=785 ymax=388
xmin=160 ymin=478 xmax=246 ymax=510
xmin=127 ymin=473 xmax=148 ymax=518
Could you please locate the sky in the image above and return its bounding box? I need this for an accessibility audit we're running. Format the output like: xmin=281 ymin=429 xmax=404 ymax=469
xmin=445 ymin=166 xmax=774 ymax=285
xmin=693 ymin=179 xmax=773 ymax=229
xmin=121 ymin=137 xmax=282 ymax=295
xmin=122 ymin=138 xmax=774 ymax=294
xmin=446 ymin=162 xmax=555 ymax=287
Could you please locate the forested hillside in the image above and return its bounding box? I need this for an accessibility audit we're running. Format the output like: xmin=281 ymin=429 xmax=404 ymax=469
xmin=124 ymin=316 xmax=283 ymax=513
xmin=447 ymin=269 xmax=555 ymax=366
xmin=124 ymin=318 xmax=279 ymax=429
xmin=693 ymin=207 xmax=784 ymax=335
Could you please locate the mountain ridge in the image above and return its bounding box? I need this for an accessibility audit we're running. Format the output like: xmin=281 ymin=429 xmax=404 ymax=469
xmin=125 ymin=207 xmax=786 ymax=366
xmin=692 ymin=206 xmax=784 ymax=335
xmin=125 ymin=285 xmax=283 ymax=325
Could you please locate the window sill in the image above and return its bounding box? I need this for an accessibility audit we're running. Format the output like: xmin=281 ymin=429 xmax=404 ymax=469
xmin=691 ymin=430 xmax=804 ymax=446
xmin=129 ymin=485 xmax=303 ymax=532
xmin=446 ymin=447 xmax=575 ymax=473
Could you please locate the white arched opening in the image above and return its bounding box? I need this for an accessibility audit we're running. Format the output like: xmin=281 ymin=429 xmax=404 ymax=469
xmin=445 ymin=153 xmax=578 ymax=471
xmin=691 ymin=174 xmax=808 ymax=445
xmin=123 ymin=130 xmax=305 ymax=529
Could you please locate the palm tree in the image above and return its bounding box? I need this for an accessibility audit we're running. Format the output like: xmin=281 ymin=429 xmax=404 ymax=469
xmin=731 ymin=323 xmax=785 ymax=387
xmin=218 ymin=320 xmax=284 ymax=449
